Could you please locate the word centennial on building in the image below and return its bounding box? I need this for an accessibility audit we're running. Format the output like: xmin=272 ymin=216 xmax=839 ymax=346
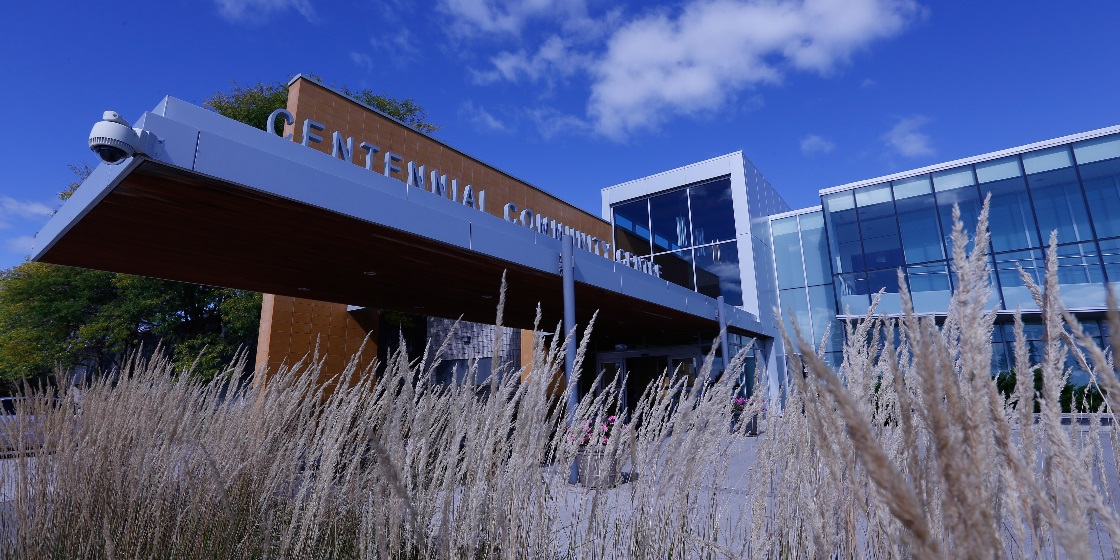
xmin=266 ymin=107 xmax=662 ymax=279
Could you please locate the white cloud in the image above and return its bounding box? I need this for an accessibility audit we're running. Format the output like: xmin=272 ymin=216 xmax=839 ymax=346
xmin=213 ymin=0 xmax=315 ymax=23
xmin=861 ymin=78 xmax=876 ymax=88
xmin=461 ymin=102 xmax=510 ymax=133
xmin=350 ymin=51 xmax=373 ymax=71
xmin=883 ymin=115 xmax=934 ymax=157
xmin=524 ymin=107 xmax=590 ymax=139
xmin=800 ymin=134 xmax=836 ymax=155
xmin=0 ymin=197 xmax=52 ymax=221
xmin=473 ymin=35 xmax=591 ymax=86
xmin=438 ymin=0 xmax=589 ymax=37
xmin=589 ymin=0 xmax=921 ymax=139
xmin=4 ymin=236 xmax=35 ymax=255
xmin=0 ymin=197 xmax=53 ymax=247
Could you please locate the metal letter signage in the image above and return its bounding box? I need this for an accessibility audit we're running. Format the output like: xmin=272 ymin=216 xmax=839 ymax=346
xmin=266 ymin=111 xmax=661 ymax=279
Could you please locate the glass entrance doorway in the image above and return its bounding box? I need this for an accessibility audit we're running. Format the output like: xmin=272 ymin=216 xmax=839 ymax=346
xmin=593 ymin=347 xmax=702 ymax=416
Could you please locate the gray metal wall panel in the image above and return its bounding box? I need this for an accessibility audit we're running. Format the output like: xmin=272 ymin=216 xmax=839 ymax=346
xmin=571 ymin=251 xmax=625 ymax=288
xmin=132 ymin=113 xmax=203 ymax=170
xmin=467 ymin=223 xmax=557 ymax=274
xmin=192 ymin=132 xmax=471 ymax=250
xmin=157 ymin=97 xmax=298 ymax=156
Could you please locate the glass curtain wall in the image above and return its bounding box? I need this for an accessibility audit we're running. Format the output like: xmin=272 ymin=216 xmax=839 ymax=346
xmin=814 ymin=132 xmax=1120 ymax=376
xmin=1076 ymin=134 xmax=1120 ymax=297
xmin=821 ymin=132 xmax=1120 ymax=318
xmin=611 ymin=177 xmax=745 ymax=306
xmin=771 ymin=210 xmax=841 ymax=366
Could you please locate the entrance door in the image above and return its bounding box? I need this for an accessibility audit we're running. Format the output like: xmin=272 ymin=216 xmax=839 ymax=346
xmin=591 ymin=359 xmax=622 ymax=399
xmin=595 ymin=347 xmax=702 ymax=418
xmin=621 ymin=355 xmax=669 ymax=414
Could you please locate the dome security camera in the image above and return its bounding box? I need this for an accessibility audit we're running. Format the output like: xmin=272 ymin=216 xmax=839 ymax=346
xmin=88 ymin=111 xmax=143 ymax=164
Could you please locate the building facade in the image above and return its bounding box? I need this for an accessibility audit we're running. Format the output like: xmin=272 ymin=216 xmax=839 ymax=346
xmin=604 ymin=126 xmax=1120 ymax=392
xmin=34 ymin=74 xmax=1120 ymax=406
xmin=812 ymin=127 xmax=1120 ymax=384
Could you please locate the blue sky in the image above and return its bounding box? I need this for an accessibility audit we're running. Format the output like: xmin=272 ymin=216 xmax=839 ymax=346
xmin=3 ymin=0 xmax=1119 ymax=271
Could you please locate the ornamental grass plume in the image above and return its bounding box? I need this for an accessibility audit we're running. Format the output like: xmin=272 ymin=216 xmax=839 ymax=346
xmin=754 ymin=197 xmax=1120 ymax=558
xmin=0 ymin=281 xmax=759 ymax=559
xmin=4 ymin=203 xmax=1120 ymax=557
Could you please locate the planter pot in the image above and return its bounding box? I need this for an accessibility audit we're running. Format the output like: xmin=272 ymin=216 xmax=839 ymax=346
xmin=576 ymin=447 xmax=620 ymax=488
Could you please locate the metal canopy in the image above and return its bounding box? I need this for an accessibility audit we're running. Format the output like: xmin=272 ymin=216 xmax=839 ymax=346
xmin=32 ymin=97 xmax=769 ymax=339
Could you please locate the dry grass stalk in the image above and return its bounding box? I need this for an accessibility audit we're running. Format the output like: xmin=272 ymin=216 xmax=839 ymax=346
xmin=754 ymin=198 xmax=1120 ymax=559
xmin=4 ymin=204 xmax=1120 ymax=557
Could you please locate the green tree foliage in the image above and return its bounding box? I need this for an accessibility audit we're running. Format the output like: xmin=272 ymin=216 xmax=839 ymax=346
xmin=203 ymin=81 xmax=289 ymax=134
xmin=205 ymin=78 xmax=440 ymax=134
xmin=2 ymin=76 xmax=435 ymax=388
xmin=59 ymin=164 xmax=92 ymax=201
xmin=340 ymin=85 xmax=441 ymax=134
xmin=0 ymin=263 xmax=260 ymax=385
xmin=995 ymin=368 xmax=1107 ymax=413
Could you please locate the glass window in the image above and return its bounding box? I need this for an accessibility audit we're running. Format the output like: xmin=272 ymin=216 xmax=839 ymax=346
xmin=935 ymin=184 xmax=983 ymax=256
xmin=1074 ymin=134 xmax=1120 ymax=165
xmin=824 ymin=191 xmax=864 ymax=273
xmin=835 ymin=272 xmax=870 ymax=314
xmin=996 ymin=249 xmax=1044 ymax=311
xmin=906 ymin=263 xmax=952 ymax=313
xmin=824 ymin=190 xmax=855 ymax=211
xmin=867 ymin=268 xmax=903 ymax=315
xmin=976 ymin=156 xmax=1022 ymax=184
xmin=654 ymin=248 xmax=694 ymax=290
xmin=778 ymin=287 xmax=811 ymax=341
xmin=807 ymin=285 xmax=843 ymax=352
xmin=1099 ymin=237 xmax=1120 ymax=291
xmin=1022 ymin=322 xmax=1046 ymax=341
xmin=856 ymin=184 xmax=904 ymax=270
xmin=855 ymin=183 xmax=893 ymax=206
xmin=980 ymin=172 xmax=1039 ymax=253
xmin=933 ymin=167 xmax=976 ymax=192
xmin=1027 ymin=165 xmax=1094 ymax=244
xmin=649 ymin=189 xmax=691 ymax=253
xmin=892 ymin=175 xmax=932 ymax=200
xmin=823 ymin=351 xmax=844 ymax=369
xmin=835 ymin=241 xmax=866 ymax=273
xmin=1001 ymin=321 xmax=1046 ymax=343
xmin=861 ymin=234 xmax=905 ymax=271
xmin=1054 ymin=242 xmax=1106 ymax=309
xmin=1022 ymin=146 xmax=1074 ymax=174
xmin=687 ymin=178 xmax=737 ymax=245
xmin=894 ymin=191 xmax=945 ymax=264
xmin=799 ymin=212 xmax=832 ymax=286
xmin=1079 ymin=157 xmax=1120 ymax=239
xmin=695 ymin=241 xmax=743 ymax=306
xmin=771 ymin=217 xmax=805 ymax=289
xmin=991 ymin=341 xmax=1011 ymax=375
xmin=1067 ymin=353 xmax=1092 ymax=386
xmin=612 ymin=199 xmax=651 ymax=256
